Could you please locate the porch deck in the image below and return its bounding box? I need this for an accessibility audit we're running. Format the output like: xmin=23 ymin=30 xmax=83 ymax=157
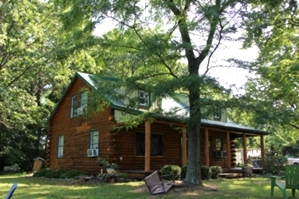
xmin=122 ymin=167 xmax=263 ymax=180
xmin=220 ymin=167 xmax=263 ymax=178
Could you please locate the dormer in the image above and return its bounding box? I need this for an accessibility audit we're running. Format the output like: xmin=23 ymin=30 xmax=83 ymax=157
xmin=138 ymin=90 xmax=150 ymax=108
xmin=210 ymin=108 xmax=227 ymax=122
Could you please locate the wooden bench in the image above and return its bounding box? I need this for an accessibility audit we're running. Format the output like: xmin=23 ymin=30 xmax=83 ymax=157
xmin=271 ymin=165 xmax=299 ymax=199
xmin=144 ymin=171 xmax=175 ymax=195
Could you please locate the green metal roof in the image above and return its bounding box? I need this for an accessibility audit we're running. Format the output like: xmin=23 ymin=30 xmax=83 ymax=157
xmin=48 ymin=72 xmax=269 ymax=135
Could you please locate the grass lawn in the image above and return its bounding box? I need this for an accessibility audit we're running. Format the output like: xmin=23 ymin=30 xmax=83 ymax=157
xmin=0 ymin=173 xmax=291 ymax=199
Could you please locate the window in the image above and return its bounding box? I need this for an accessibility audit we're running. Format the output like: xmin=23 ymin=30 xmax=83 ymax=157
xmin=215 ymin=137 xmax=223 ymax=151
xmin=70 ymin=95 xmax=79 ymax=118
xmin=135 ymin=133 xmax=163 ymax=156
xmin=81 ymin=91 xmax=88 ymax=111
xmin=138 ymin=91 xmax=150 ymax=107
xmin=70 ymin=91 xmax=88 ymax=118
xmin=214 ymin=108 xmax=221 ymax=120
xmin=89 ymin=130 xmax=99 ymax=150
xmin=57 ymin=135 xmax=64 ymax=158
xmin=215 ymin=137 xmax=226 ymax=158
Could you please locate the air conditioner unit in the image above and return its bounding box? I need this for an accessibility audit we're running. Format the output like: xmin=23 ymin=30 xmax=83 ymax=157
xmin=87 ymin=149 xmax=98 ymax=157
xmin=216 ymin=150 xmax=227 ymax=158
xmin=77 ymin=107 xmax=83 ymax=115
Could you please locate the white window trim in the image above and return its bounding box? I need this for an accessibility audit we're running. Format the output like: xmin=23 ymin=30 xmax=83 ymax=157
xmin=90 ymin=130 xmax=99 ymax=150
xmin=57 ymin=135 xmax=64 ymax=158
xmin=138 ymin=90 xmax=150 ymax=107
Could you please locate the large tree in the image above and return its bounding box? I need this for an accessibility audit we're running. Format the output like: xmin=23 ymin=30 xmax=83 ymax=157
xmin=0 ymin=0 xmax=101 ymax=171
xmin=54 ymin=0 xmax=254 ymax=184
xmin=239 ymin=0 xmax=299 ymax=148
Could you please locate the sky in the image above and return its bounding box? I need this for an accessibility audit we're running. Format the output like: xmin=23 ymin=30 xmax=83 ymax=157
xmin=93 ymin=18 xmax=259 ymax=95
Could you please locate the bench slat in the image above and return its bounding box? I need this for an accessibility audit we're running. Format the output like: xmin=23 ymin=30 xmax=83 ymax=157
xmin=144 ymin=171 xmax=174 ymax=195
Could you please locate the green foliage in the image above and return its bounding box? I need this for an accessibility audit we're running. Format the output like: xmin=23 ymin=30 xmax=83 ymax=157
xmin=181 ymin=166 xmax=187 ymax=180
xmin=97 ymin=172 xmax=129 ymax=182
xmin=97 ymin=173 xmax=111 ymax=182
xmin=60 ymin=170 xmax=86 ymax=179
xmin=262 ymin=148 xmax=285 ymax=175
xmin=33 ymin=168 xmax=49 ymax=177
xmin=160 ymin=165 xmax=181 ymax=180
xmin=97 ymin=157 xmax=120 ymax=169
xmin=210 ymin=166 xmax=222 ymax=179
xmin=33 ymin=169 xmax=86 ymax=179
xmin=201 ymin=166 xmax=211 ymax=180
xmin=238 ymin=0 xmax=299 ymax=150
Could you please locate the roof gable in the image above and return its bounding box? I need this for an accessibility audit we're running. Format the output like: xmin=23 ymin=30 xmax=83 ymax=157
xmin=48 ymin=72 xmax=269 ymax=135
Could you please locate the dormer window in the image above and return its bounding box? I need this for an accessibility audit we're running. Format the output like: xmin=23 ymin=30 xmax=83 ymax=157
xmin=214 ymin=108 xmax=221 ymax=121
xmin=138 ymin=90 xmax=150 ymax=107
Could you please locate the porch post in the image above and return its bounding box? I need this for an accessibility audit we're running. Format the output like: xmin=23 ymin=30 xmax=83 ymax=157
xmin=204 ymin=128 xmax=209 ymax=166
xmin=181 ymin=125 xmax=187 ymax=167
xmin=226 ymin=132 xmax=231 ymax=170
xmin=145 ymin=120 xmax=151 ymax=172
xmin=260 ymin=135 xmax=265 ymax=167
xmin=243 ymin=133 xmax=247 ymax=163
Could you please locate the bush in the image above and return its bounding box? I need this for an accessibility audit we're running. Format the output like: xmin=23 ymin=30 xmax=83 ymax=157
xmin=160 ymin=165 xmax=181 ymax=180
xmin=60 ymin=169 xmax=86 ymax=179
xmin=97 ymin=173 xmax=110 ymax=182
xmin=33 ymin=169 xmax=85 ymax=179
xmin=201 ymin=165 xmax=211 ymax=180
xmin=33 ymin=168 xmax=49 ymax=177
xmin=45 ymin=169 xmax=66 ymax=178
xmin=210 ymin=166 xmax=222 ymax=179
xmin=181 ymin=166 xmax=187 ymax=180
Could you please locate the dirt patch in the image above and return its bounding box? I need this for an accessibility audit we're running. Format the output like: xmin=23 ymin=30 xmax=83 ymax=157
xmin=136 ymin=181 xmax=218 ymax=195
xmin=171 ymin=181 xmax=218 ymax=193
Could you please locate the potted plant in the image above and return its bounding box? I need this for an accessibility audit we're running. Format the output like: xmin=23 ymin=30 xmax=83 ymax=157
xmin=97 ymin=157 xmax=120 ymax=174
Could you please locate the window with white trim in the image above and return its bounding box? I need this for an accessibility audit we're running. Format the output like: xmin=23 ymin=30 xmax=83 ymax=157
xmin=81 ymin=91 xmax=88 ymax=111
xmin=70 ymin=95 xmax=79 ymax=118
xmin=89 ymin=130 xmax=99 ymax=150
xmin=138 ymin=90 xmax=150 ymax=107
xmin=214 ymin=108 xmax=221 ymax=120
xmin=70 ymin=91 xmax=88 ymax=118
xmin=57 ymin=135 xmax=64 ymax=158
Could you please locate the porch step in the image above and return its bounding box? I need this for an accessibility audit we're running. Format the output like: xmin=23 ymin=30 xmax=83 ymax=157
xmin=219 ymin=173 xmax=243 ymax=178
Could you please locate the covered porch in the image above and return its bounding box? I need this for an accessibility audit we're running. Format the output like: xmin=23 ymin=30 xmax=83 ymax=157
xmin=141 ymin=119 xmax=268 ymax=174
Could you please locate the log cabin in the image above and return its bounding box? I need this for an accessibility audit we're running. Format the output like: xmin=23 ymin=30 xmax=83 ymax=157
xmin=46 ymin=72 xmax=269 ymax=178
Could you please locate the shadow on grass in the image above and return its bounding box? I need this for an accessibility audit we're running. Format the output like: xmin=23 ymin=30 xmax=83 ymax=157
xmin=0 ymin=174 xmax=286 ymax=199
xmin=0 ymin=173 xmax=147 ymax=199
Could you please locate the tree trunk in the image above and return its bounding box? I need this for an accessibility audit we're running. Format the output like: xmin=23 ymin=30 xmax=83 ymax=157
xmin=184 ymin=73 xmax=202 ymax=185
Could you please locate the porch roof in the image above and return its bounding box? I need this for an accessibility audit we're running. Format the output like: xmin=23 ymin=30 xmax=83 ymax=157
xmin=200 ymin=119 xmax=268 ymax=135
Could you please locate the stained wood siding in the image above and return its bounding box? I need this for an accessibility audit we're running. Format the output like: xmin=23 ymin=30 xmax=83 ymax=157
xmin=47 ymin=75 xmax=245 ymax=175
xmin=114 ymin=122 xmax=182 ymax=171
xmin=47 ymin=77 xmax=116 ymax=174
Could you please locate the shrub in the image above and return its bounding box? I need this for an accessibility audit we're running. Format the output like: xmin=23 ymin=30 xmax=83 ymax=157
xmin=181 ymin=166 xmax=187 ymax=180
xmin=33 ymin=168 xmax=49 ymax=177
xmin=210 ymin=166 xmax=222 ymax=179
xmin=45 ymin=169 xmax=66 ymax=178
xmin=201 ymin=165 xmax=211 ymax=180
xmin=160 ymin=165 xmax=181 ymax=180
xmin=60 ymin=169 xmax=86 ymax=179
xmin=34 ymin=169 xmax=85 ymax=179
xmin=97 ymin=173 xmax=110 ymax=182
